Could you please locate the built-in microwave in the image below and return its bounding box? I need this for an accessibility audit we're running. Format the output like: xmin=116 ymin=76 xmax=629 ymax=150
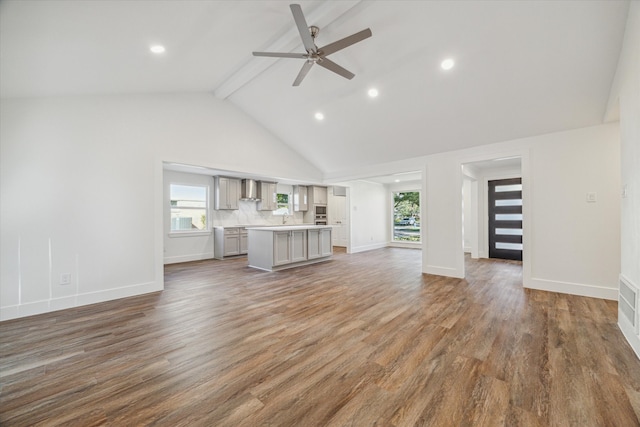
xmin=315 ymin=205 xmax=327 ymax=225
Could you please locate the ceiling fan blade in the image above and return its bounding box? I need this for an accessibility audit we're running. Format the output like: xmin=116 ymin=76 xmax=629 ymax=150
xmin=290 ymin=4 xmax=316 ymax=53
xmin=319 ymin=28 xmax=372 ymax=56
xmin=293 ymin=61 xmax=314 ymax=86
xmin=317 ymin=58 xmax=355 ymax=80
xmin=253 ymin=51 xmax=307 ymax=59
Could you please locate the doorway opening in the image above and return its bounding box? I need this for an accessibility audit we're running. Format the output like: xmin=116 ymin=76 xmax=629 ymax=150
xmin=461 ymin=156 xmax=524 ymax=278
xmin=328 ymin=186 xmax=349 ymax=249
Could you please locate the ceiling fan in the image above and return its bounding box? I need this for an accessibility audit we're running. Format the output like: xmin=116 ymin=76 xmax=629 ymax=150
xmin=253 ymin=4 xmax=372 ymax=86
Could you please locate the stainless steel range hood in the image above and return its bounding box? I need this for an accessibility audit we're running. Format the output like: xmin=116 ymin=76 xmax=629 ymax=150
xmin=240 ymin=179 xmax=260 ymax=201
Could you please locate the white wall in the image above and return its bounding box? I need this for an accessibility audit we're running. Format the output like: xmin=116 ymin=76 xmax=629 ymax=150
xmin=608 ymin=2 xmax=640 ymax=357
xmin=527 ymin=126 xmax=620 ymax=297
xmin=346 ymin=180 xmax=388 ymax=253
xmin=423 ymin=157 xmax=466 ymax=278
xmin=387 ymin=180 xmax=422 ymax=193
xmin=0 ymin=93 xmax=322 ymax=320
xmin=462 ymin=166 xmax=480 ymax=258
xmin=462 ymin=178 xmax=473 ymax=253
xmin=422 ymin=124 xmax=621 ymax=296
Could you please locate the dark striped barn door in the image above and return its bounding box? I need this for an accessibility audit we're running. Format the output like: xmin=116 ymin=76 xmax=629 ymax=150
xmin=488 ymin=178 xmax=522 ymax=261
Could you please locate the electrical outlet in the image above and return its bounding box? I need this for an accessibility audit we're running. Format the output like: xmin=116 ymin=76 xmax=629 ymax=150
xmin=60 ymin=273 xmax=72 ymax=285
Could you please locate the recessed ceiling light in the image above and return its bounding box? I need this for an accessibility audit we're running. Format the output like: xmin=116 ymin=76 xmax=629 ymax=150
xmin=441 ymin=58 xmax=454 ymax=70
xmin=150 ymin=45 xmax=166 ymax=54
xmin=368 ymin=88 xmax=379 ymax=98
xmin=395 ymin=179 xmax=400 ymax=183
xmin=315 ymin=112 xmax=324 ymax=121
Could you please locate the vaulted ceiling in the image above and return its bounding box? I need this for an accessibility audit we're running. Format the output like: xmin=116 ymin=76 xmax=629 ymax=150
xmin=0 ymin=0 xmax=629 ymax=177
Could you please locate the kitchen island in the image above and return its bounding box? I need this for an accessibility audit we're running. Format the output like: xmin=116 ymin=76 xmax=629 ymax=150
xmin=246 ymin=225 xmax=332 ymax=271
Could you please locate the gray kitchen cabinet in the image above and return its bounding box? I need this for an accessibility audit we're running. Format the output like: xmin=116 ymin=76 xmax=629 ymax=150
xmin=214 ymin=176 xmax=240 ymax=210
xmin=240 ymin=229 xmax=248 ymax=254
xmin=319 ymin=228 xmax=332 ymax=256
xmin=308 ymin=228 xmax=333 ymax=259
xmin=214 ymin=227 xmax=247 ymax=259
xmin=257 ymin=181 xmax=278 ymax=211
xmin=312 ymin=186 xmax=328 ymax=205
xmin=293 ymin=185 xmax=308 ymax=212
xmin=224 ymin=233 xmax=240 ymax=256
xmin=290 ymin=229 xmax=308 ymax=262
xmin=303 ymin=185 xmax=329 ymax=224
xmin=273 ymin=231 xmax=291 ymax=266
xmin=247 ymin=226 xmax=331 ymax=271
xmin=273 ymin=229 xmax=308 ymax=265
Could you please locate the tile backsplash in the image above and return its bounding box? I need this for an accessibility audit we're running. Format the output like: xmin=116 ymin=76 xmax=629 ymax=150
xmin=211 ymin=200 xmax=305 ymax=227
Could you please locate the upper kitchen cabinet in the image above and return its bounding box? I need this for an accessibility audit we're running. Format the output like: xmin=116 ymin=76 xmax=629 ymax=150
xmin=311 ymin=186 xmax=328 ymax=205
xmin=257 ymin=181 xmax=278 ymax=211
xmin=214 ymin=176 xmax=240 ymax=210
xmin=293 ymin=185 xmax=308 ymax=212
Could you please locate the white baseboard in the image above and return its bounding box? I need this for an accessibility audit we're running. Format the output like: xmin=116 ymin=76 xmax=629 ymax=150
xmin=164 ymin=253 xmax=214 ymax=264
xmin=618 ymin=318 xmax=640 ymax=360
xmin=464 ymin=246 xmax=471 ymax=253
xmin=526 ymin=277 xmax=618 ymax=300
xmin=349 ymin=242 xmax=388 ymax=254
xmin=0 ymin=280 xmax=162 ymax=321
xmin=424 ymin=265 xmax=465 ymax=279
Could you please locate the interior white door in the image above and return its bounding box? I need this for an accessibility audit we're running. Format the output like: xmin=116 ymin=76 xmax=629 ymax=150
xmin=329 ymin=191 xmax=348 ymax=247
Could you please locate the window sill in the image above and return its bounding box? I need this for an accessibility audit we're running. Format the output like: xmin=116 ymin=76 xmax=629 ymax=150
xmin=389 ymin=241 xmax=422 ymax=248
xmin=169 ymin=230 xmax=212 ymax=238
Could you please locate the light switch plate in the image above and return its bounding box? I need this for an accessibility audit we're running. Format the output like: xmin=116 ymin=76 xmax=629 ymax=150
xmin=586 ymin=192 xmax=597 ymax=203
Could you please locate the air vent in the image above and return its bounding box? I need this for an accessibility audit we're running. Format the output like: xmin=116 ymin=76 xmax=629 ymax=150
xmin=332 ymin=186 xmax=347 ymax=197
xmin=619 ymin=275 xmax=638 ymax=334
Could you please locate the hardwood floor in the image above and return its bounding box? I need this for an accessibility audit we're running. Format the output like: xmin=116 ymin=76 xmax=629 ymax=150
xmin=1 ymin=248 xmax=639 ymax=426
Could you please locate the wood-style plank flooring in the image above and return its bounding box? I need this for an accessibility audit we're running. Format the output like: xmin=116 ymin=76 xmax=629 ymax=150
xmin=1 ymin=248 xmax=639 ymax=426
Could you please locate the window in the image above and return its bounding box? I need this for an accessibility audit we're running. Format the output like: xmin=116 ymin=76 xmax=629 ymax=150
xmin=273 ymin=193 xmax=290 ymax=215
xmin=170 ymin=184 xmax=208 ymax=231
xmin=393 ymin=191 xmax=421 ymax=242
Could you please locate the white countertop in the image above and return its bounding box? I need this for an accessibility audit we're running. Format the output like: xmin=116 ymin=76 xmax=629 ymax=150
xmin=245 ymin=225 xmax=332 ymax=231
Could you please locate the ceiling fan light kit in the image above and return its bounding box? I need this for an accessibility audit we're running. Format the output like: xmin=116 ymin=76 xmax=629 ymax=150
xmin=253 ymin=3 xmax=372 ymax=86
